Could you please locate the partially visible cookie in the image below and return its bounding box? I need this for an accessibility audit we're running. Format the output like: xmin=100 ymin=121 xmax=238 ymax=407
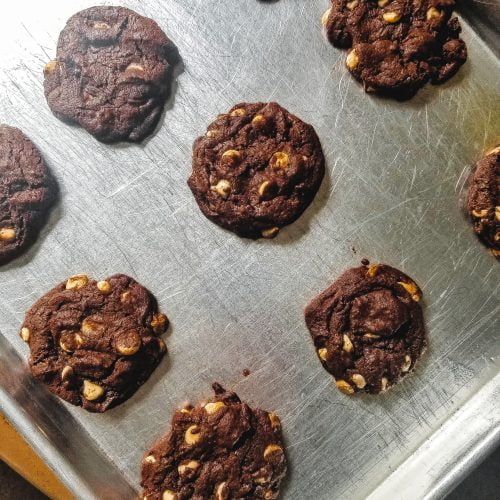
xmin=467 ymin=146 xmax=500 ymax=258
xmin=21 ymin=274 xmax=168 ymax=412
xmin=44 ymin=6 xmax=177 ymax=143
xmin=305 ymin=263 xmax=427 ymax=394
xmin=141 ymin=383 xmax=287 ymax=499
xmin=188 ymin=102 xmax=325 ymax=239
xmin=0 ymin=125 xmax=56 ymax=265
xmin=322 ymin=0 xmax=467 ymax=100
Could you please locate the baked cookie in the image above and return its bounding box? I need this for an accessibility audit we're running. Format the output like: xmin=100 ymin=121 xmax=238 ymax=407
xmin=322 ymin=0 xmax=467 ymax=100
xmin=141 ymin=383 xmax=287 ymax=499
xmin=0 ymin=125 xmax=56 ymax=265
xmin=305 ymin=263 xmax=427 ymax=394
xmin=188 ymin=102 xmax=325 ymax=239
xmin=20 ymin=274 xmax=168 ymax=412
xmin=44 ymin=6 xmax=177 ymax=143
xmin=467 ymin=146 xmax=499 ymax=258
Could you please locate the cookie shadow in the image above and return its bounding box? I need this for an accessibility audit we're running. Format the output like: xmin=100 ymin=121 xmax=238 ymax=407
xmin=261 ymin=162 xmax=332 ymax=246
xmin=0 ymin=188 xmax=62 ymax=272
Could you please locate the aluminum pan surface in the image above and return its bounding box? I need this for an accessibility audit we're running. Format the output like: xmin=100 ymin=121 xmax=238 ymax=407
xmin=0 ymin=1 xmax=499 ymax=499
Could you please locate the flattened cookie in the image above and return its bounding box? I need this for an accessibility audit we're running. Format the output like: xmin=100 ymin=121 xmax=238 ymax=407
xmin=141 ymin=383 xmax=287 ymax=499
xmin=0 ymin=125 xmax=56 ymax=265
xmin=21 ymin=274 xmax=168 ymax=412
xmin=44 ymin=6 xmax=177 ymax=143
xmin=467 ymin=146 xmax=499 ymax=258
xmin=188 ymin=102 xmax=325 ymax=239
xmin=305 ymin=263 xmax=427 ymax=394
xmin=322 ymin=0 xmax=467 ymax=99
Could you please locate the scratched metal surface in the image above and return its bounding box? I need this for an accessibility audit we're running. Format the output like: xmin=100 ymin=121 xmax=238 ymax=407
xmin=0 ymin=1 xmax=499 ymax=499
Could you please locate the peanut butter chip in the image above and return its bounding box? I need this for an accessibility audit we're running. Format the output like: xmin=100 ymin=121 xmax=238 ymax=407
xmin=65 ymin=274 xmax=89 ymax=290
xmin=268 ymin=412 xmax=281 ymax=430
xmin=116 ymin=330 xmax=142 ymax=356
xmin=204 ymin=401 xmax=226 ymax=414
xmin=178 ymin=460 xmax=199 ymax=475
xmin=318 ymin=347 xmax=328 ymax=361
xmin=230 ymin=108 xmax=246 ymax=117
xmin=211 ymin=179 xmax=232 ymax=199
xmin=162 ymin=491 xmax=177 ymax=500
xmin=125 ymin=63 xmax=144 ymax=73
xmin=471 ymin=209 xmax=488 ymax=218
xmin=0 ymin=228 xmax=16 ymax=241
xmin=347 ymin=0 xmax=358 ymax=10
xmin=151 ymin=312 xmax=168 ymax=334
xmin=381 ymin=377 xmax=389 ymax=391
xmin=258 ymin=180 xmax=273 ymax=197
xmin=383 ymin=11 xmax=402 ymax=23
xmin=185 ymin=425 xmax=201 ymax=445
xmin=397 ymin=281 xmax=421 ymax=301
xmin=252 ymin=114 xmax=266 ymax=126
xmin=59 ymin=331 xmax=82 ymax=352
xmin=81 ymin=318 xmax=102 ymax=335
xmin=97 ymin=280 xmax=112 ymax=294
xmin=426 ymin=7 xmax=441 ymax=20
xmin=321 ymin=8 xmax=332 ymax=26
xmin=206 ymin=129 xmax=219 ymax=138
xmin=61 ymin=365 xmax=73 ymax=381
xmin=336 ymin=379 xmax=354 ymax=395
xmin=263 ymin=444 xmax=283 ymax=460
xmin=401 ymin=355 xmax=411 ymax=372
xmin=144 ymin=455 xmax=156 ymax=464
xmin=343 ymin=334 xmax=354 ymax=353
xmin=83 ymin=380 xmax=104 ymax=401
xmin=216 ymin=482 xmax=229 ymax=500
xmin=270 ymin=152 xmax=289 ymax=169
xmin=94 ymin=21 xmax=110 ymax=29
xmin=351 ymin=374 xmax=366 ymax=389
xmin=261 ymin=227 xmax=279 ymax=239
xmin=378 ymin=0 xmax=389 ymax=6
xmin=221 ymin=149 xmax=241 ymax=163
xmin=20 ymin=327 xmax=30 ymax=342
xmin=43 ymin=60 xmax=58 ymax=74
xmin=495 ymin=206 xmax=500 ymax=222
xmin=346 ymin=50 xmax=360 ymax=70
xmin=120 ymin=290 xmax=131 ymax=303
xmin=366 ymin=264 xmax=379 ymax=278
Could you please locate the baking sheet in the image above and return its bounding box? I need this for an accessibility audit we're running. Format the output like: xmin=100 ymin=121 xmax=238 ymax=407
xmin=0 ymin=1 xmax=499 ymax=499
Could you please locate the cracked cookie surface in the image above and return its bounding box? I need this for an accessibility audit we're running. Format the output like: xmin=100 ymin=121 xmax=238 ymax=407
xmin=188 ymin=102 xmax=325 ymax=239
xmin=21 ymin=273 xmax=168 ymax=412
xmin=44 ymin=6 xmax=177 ymax=143
xmin=141 ymin=383 xmax=287 ymax=500
xmin=467 ymin=147 xmax=500 ymax=258
xmin=323 ymin=0 xmax=467 ymax=99
xmin=0 ymin=125 xmax=56 ymax=265
xmin=305 ymin=263 xmax=427 ymax=394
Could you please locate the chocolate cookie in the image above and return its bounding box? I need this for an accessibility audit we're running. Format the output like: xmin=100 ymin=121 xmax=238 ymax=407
xmin=305 ymin=263 xmax=427 ymax=394
xmin=44 ymin=6 xmax=177 ymax=143
xmin=20 ymin=274 xmax=168 ymax=412
xmin=467 ymin=146 xmax=500 ymax=258
xmin=141 ymin=383 xmax=287 ymax=499
xmin=187 ymin=102 xmax=325 ymax=239
xmin=0 ymin=125 xmax=56 ymax=265
xmin=322 ymin=0 xmax=467 ymax=100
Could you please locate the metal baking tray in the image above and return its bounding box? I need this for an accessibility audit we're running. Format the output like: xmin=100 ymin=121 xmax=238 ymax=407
xmin=1 ymin=1 xmax=499 ymax=499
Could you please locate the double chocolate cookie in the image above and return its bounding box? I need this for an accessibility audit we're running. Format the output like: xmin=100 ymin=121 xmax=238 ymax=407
xmin=0 ymin=125 xmax=56 ymax=265
xmin=305 ymin=263 xmax=427 ymax=394
xmin=322 ymin=0 xmax=467 ymax=99
xmin=467 ymin=146 xmax=499 ymax=258
xmin=20 ymin=274 xmax=168 ymax=412
xmin=188 ymin=102 xmax=325 ymax=239
xmin=141 ymin=383 xmax=287 ymax=499
xmin=44 ymin=6 xmax=177 ymax=143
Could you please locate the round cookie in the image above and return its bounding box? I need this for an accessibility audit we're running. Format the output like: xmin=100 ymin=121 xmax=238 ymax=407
xmin=322 ymin=0 xmax=467 ymax=100
xmin=305 ymin=263 xmax=427 ymax=394
xmin=20 ymin=274 xmax=168 ymax=412
xmin=467 ymin=146 xmax=499 ymax=259
xmin=141 ymin=383 xmax=287 ymax=499
xmin=187 ymin=102 xmax=325 ymax=239
xmin=0 ymin=125 xmax=56 ymax=265
xmin=44 ymin=6 xmax=177 ymax=143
